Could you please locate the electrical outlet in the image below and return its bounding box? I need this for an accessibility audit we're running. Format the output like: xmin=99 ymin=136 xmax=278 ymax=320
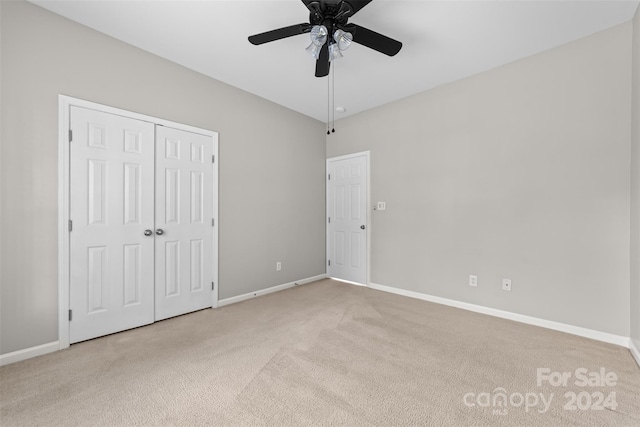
xmin=469 ymin=275 xmax=478 ymax=287
xmin=377 ymin=202 xmax=386 ymax=211
xmin=502 ymin=279 xmax=512 ymax=291
xmin=276 ymin=262 xmax=281 ymax=271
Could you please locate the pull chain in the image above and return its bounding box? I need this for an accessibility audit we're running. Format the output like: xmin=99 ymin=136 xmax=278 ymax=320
xmin=327 ymin=64 xmax=330 ymax=135
xmin=332 ymin=61 xmax=336 ymax=133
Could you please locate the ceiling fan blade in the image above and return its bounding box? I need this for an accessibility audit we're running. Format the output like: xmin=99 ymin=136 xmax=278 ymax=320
xmin=352 ymin=24 xmax=402 ymax=56
xmin=302 ymin=0 xmax=323 ymax=21
xmin=302 ymin=0 xmax=321 ymax=12
xmin=315 ymin=43 xmax=330 ymax=77
xmin=248 ymin=23 xmax=311 ymax=45
xmin=344 ymin=0 xmax=373 ymax=17
xmin=301 ymin=0 xmax=318 ymax=8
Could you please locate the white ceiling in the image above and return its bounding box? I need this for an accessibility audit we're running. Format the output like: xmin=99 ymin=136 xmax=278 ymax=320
xmin=30 ymin=0 xmax=639 ymax=122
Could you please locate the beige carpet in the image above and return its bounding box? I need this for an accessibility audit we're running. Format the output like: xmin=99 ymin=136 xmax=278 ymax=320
xmin=1 ymin=279 xmax=639 ymax=426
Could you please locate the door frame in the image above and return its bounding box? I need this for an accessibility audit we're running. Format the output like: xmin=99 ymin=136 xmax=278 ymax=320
xmin=57 ymin=95 xmax=219 ymax=349
xmin=326 ymin=151 xmax=370 ymax=285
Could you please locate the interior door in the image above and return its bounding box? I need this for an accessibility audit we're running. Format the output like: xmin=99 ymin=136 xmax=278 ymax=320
xmin=327 ymin=154 xmax=368 ymax=284
xmin=69 ymin=106 xmax=155 ymax=343
xmin=154 ymin=125 xmax=214 ymax=321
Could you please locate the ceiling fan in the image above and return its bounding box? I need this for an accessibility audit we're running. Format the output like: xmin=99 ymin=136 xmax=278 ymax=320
xmin=248 ymin=0 xmax=402 ymax=78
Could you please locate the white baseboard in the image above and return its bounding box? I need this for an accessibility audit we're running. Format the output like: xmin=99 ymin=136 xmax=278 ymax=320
xmin=0 ymin=341 xmax=60 ymax=367
xmin=630 ymin=339 xmax=640 ymax=368
xmin=1 ymin=275 xmax=327 ymax=366
xmin=4 ymin=280 xmax=633 ymax=368
xmin=367 ymin=282 xmax=629 ymax=348
xmin=328 ymin=276 xmax=367 ymax=287
xmin=218 ymin=274 xmax=327 ymax=307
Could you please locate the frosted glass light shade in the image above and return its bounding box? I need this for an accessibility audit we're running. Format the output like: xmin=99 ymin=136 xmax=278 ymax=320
xmin=328 ymin=43 xmax=343 ymax=62
xmin=333 ymin=29 xmax=353 ymax=51
xmin=306 ymin=43 xmax=322 ymax=59
xmin=309 ymin=25 xmax=328 ymax=46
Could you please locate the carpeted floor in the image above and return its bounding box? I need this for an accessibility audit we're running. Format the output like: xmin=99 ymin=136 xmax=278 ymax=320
xmin=1 ymin=279 xmax=639 ymax=426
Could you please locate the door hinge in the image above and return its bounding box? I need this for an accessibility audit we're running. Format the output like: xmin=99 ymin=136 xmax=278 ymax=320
xmin=212 ymin=282 xmax=215 ymax=291
xmin=212 ymin=155 xmax=215 ymax=163
xmin=69 ymin=130 xmax=73 ymax=142
xmin=212 ymin=218 xmax=215 ymax=227
xmin=68 ymin=309 xmax=72 ymax=321
xmin=68 ymin=220 xmax=73 ymax=232
xmin=328 ymin=260 xmax=331 ymax=266
xmin=328 ymin=217 xmax=331 ymax=224
xmin=328 ymin=173 xmax=330 ymax=180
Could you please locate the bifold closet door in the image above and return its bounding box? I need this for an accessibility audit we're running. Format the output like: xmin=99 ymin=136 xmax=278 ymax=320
xmin=69 ymin=107 xmax=215 ymax=343
xmin=154 ymin=126 xmax=214 ymax=321
xmin=69 ymin=106 xmax=155 ymax=344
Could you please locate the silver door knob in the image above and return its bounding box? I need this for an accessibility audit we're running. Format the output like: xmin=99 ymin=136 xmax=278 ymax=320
xmin=155 ymin=229 xmax=164 ymax=235
xmin=144 ymin=229 xmax=152 ymax=236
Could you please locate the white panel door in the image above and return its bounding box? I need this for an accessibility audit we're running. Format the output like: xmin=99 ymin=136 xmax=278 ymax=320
xmin=155 ymin=126 xmax=214 ymax=321
xmin=327 ymin=154 xmax=367 ymax=284
xmin=69 ymin=106 xmax=155 ymax=343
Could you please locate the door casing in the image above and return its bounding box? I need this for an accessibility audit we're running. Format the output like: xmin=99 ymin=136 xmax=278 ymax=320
xmin=58 ymin=95 xmax=219 ymax=349
xmin=326 ymin=151 xmax=370 ymax=285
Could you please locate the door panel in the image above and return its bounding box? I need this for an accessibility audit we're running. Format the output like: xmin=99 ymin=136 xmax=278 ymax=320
xmin=190 ymin=239 xmax=204 ymax=291
xmin=155 ymin=126 xmax=213 ymax=321
xmin=69 ymin=106 xmax=155 ymax=343
xmin=327 ymin=154 xmax=367 ymax=284
xmin=123 ymin=244 xmax=142 ymax=305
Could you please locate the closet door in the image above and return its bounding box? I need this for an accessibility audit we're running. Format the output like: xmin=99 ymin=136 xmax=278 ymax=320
xmin=69 ymin=106 xmax=155 ymax=343
xmin=154 ymin=126 xmax=214 ymax=321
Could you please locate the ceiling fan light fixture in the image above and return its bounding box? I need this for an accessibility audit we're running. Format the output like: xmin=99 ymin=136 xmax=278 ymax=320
xmin=306 ymin=42 xmax=323 ymax=59
xmin=333 ymin=29 xmax=353 ymax=51
xmin=309 ymin=25 xmax=328 ymax=46
xmin=328 ymin=43 xmax=343 ymax=62
xmin=247 ymin=0 xmax=402 ymax=78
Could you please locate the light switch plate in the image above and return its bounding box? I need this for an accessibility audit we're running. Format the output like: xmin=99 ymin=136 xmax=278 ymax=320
xmin=377 ymin=202 xmax=386 ymax=211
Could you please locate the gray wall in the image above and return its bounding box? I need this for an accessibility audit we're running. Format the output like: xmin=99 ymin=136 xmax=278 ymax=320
xmin=327 ymin=23 xmax=633 ymax=337
xmin=631 ymin=6 xmax=640 ymax=351
xmin=0 ymin=1 xmax=326 ymax=355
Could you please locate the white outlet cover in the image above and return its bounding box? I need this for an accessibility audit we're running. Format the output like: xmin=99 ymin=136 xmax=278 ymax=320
xmin=377 ymin=202 xmax=386 ymax=211
xmin=469 ymin=275 xmax=478 ymax=287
